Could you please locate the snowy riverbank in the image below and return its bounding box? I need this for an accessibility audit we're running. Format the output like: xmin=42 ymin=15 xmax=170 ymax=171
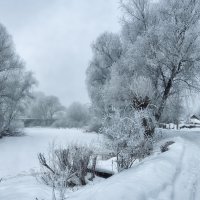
xmin=1 ymin=128 xmax=200 ymax=200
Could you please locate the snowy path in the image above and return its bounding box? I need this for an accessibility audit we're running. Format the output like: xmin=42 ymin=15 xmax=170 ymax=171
xmin=69 ymin=131 xmax=200 ymax=200
xmin=155 ymin=138 xmax=200 ymax=200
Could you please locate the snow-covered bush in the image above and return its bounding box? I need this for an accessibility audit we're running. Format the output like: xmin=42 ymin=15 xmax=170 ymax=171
xmin=38 ymin=144 xmax=96 ymax=188
xmin=101 ymin=110 xmax=153 ymax=172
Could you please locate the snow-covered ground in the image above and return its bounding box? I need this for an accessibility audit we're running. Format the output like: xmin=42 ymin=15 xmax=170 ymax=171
xmin=0 ymin=128 xmax=101 ymax=200
xmin=69 ymin=129 xmax=200 ymax=200
xmin=1 ymin=128 xmax=200 ymax=200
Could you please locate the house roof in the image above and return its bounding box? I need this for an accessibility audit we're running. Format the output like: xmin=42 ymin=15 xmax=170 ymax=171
xmin=191 ymin=115 xmax=200 ymax=120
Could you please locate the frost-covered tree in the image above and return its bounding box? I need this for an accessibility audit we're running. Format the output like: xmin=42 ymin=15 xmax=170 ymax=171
xmin=104 ymin=67 xmax=155 ymax=110
xmin=86 ymin=32 xmax=123 ymax=117
xmin=87 ymin=0 xmax=200 ymax=123
xmin=53 ymin=102 xmax=91 ymax=128
xmin=120 ymin=0 xmax=150 ymax=44
xmin=160 ymin=91 xmax=184 ymax=127
xmin=28 ymin=93 xmax=64 ymax=121
xmin=0 ymin=71 xmax=35 ymax=134
xmin=122 ymin=0 xmax=200 ymax=121
xmin=86 ymin=0 xmax=200 ymax=158
xmin=0 ymin=24 xmax=35 ymax=137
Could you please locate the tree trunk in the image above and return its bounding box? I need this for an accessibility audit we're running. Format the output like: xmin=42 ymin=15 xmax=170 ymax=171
xmin=90 ymin=156 xmax=97 ymax=180
xmin=155 ymin=78 xmax=172 ymax=121
xmin=142 ymin=117 xmax=155 ymax=138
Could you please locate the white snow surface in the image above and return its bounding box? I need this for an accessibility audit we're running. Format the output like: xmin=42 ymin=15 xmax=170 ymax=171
xmin=69 ymin=130 xmax=200 ymax=200
xmin=1 ymin=128 xmax=200 ymax=200
xmin=0 ymin=128 xmax=102 ymax=200
xmin=190 ymin=118 xmax=200 ymax=124
xmin=94 ymin=157 xmax=118 ymax=174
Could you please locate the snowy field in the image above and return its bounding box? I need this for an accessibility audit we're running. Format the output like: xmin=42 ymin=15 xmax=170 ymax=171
xmin=1 ymin=128 xmax=200 ymax=200
xmin=0 ymin=128 xmax=101 ymax=200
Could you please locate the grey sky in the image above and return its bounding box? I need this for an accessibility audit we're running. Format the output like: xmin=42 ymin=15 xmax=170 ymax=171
xmin=0 ymin=0 xmax=120 ymax=106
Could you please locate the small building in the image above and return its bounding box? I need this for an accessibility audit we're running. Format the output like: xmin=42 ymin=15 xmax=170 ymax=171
xmin=190 ymin=115 xmax=200 ymax=124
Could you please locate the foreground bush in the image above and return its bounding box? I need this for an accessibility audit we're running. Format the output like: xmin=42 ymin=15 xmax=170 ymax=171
xmin=38 ymin=144 xmax=96 ymax=188
xmin=101 ymin=110 xmax=153 ymax=172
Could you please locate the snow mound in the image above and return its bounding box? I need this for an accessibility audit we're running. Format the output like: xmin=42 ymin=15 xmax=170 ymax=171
xmin=88 ymin=157 xmax=117 ymax=175
xmin=69 ymin=137 xmax=200 ymax=200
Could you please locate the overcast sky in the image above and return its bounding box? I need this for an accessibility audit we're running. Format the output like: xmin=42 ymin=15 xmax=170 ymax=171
xmin=0 ymin=0 xmax=120 ymax=106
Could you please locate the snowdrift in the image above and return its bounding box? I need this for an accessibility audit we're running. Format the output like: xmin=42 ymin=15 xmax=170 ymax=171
xmin=69 ymin=137 xmax=200 ymax=200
